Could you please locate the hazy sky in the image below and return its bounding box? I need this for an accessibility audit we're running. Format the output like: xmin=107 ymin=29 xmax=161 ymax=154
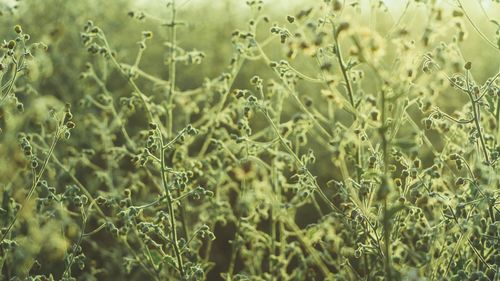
xmin=145 ymin=0 xmax=498 ymax=21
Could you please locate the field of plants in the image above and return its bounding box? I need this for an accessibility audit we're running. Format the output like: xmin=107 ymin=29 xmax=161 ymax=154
xmin=0 ymin=0 xmax=499 ymax=280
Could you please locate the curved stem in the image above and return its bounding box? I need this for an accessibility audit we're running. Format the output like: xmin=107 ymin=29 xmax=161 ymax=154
xmin=0 ymin=117 xmax=63 ymax=244
xmin=457 ymin=0 xmax=499 ymax=51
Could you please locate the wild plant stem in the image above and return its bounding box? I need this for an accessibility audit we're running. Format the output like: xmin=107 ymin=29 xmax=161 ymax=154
xmin=0 ymin=62 xmax=18 ymax=108
xmin=159 ymin=133 xmax=185 ymax=277
xmin=333 ymin=26 xmax=355 ymax=107
xmin=167 ymin=0 xmax=177 ymax=138
xmin=0 ymin=118 xmax=62 ymax=244
xmin=466 ymin=70 xmax=490 ymax=164
xmin=262 ymin=109 xmax=343 ymax=215
xmin=457 ymin=0 xmax=499 ymax=51
xmin=380 ymin=82 xmax=392 ymax=281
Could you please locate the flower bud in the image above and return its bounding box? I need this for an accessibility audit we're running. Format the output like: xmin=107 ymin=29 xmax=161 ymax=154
xmin=14 ymin=25 xmax=22 ymax=34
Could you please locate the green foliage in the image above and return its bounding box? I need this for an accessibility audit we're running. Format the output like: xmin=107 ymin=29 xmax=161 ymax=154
xmin=0 ymin=0 xmax=499 ymax=280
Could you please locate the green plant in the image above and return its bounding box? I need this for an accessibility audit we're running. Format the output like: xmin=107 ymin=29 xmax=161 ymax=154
xmin=0 ymin=0 xmax=499 ymax=280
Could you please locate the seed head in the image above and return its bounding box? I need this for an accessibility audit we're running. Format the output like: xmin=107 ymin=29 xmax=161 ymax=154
xmin=66 ymin=121 xmax=76 ymax=129
xmin=142 ymin=31 xmax=153 ymax=39
xmin=14 ymin=25 xmax=22 ymax=34
xmin=7 ymin=40 xmax=16 ymax=49
xmin=16 ymin=103 xmax=24 ymax=112
xmin=424 ymin=118 xmax=433 ymax=130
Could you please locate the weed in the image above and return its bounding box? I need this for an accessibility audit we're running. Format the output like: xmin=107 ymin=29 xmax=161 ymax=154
xmin=0 ymin=0 xmax=499 ymax=280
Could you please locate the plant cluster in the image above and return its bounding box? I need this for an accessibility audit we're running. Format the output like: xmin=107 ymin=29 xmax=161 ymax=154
xmin=0 ymin=0 xmax=499 ymax=280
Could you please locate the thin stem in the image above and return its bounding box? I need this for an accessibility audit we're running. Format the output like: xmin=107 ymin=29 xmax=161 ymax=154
xmin=0 ymin=118 xmax=62 ymax=244
xmin=167 ymin=0 xmax=177 ymax=138
xmin=457 ymin=0 xmax=499 ymax=51
xmin=196 ymin=59 xmax=245 ymax=157
xmin=262 ymin=109 xmax=343 ymax=215
xmin=332 ymin=23 xmax=355 ymax=107
xmin=83 ymin=223 xmax=107 ymax=237
xmin=465 ymin=70 xmax=490 ymax=164
xmin=158 ymin=127 xmax=185 ymax=277
xmin=253 ymin=40 xmax=334 ymax=141
xmin=62 ymin=207 xmax=87 ymax=279
xmin=379 ymin=80 xmax=392 ymax=281
xmin=0 ymin=61 xmax=19 ymax=107
xmin=475 ymin=70 xmax=500 ymax=102
xmin=98 ymin=32 xmax=166 ymax=135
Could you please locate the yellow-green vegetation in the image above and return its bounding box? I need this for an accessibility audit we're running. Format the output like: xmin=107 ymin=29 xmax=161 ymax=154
xmin=0 ymin=0 xmax=499 ymax=280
